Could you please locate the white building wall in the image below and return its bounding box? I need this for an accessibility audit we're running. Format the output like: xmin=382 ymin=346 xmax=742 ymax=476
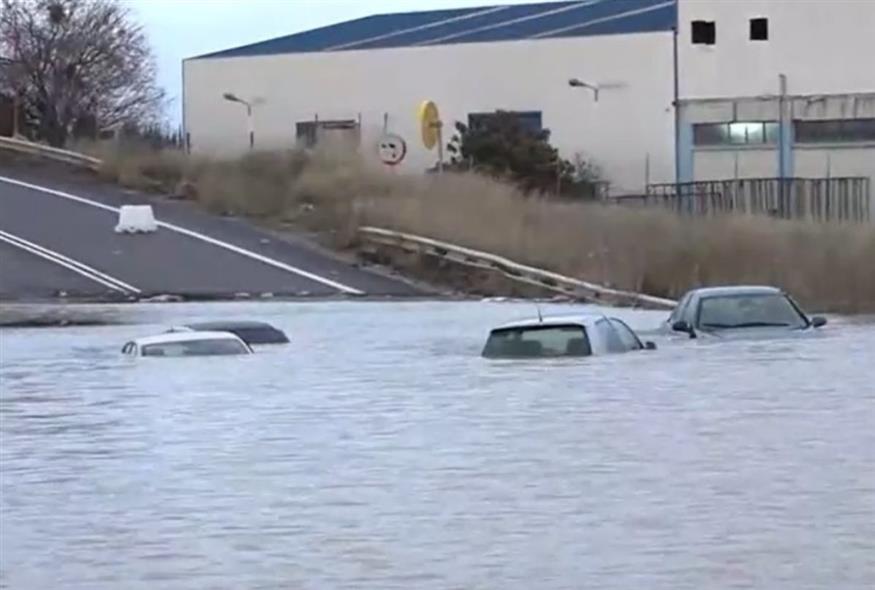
xmin=676 ymin=0 xmax=875 ymax=204
xmin=693 ymin=148 xmax=777 ymax=181
xmin=678 ymin=0 xmax=875 ymax=98
xmin=184 ymin=32 xmax=676 ymax=194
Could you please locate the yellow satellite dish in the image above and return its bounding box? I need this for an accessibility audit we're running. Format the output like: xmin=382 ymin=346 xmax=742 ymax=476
xmin=418 ymin=100 xmax=442 ymax=150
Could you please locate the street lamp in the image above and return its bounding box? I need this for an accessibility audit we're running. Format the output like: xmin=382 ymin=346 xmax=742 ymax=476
xmin=223 ymin=92 xmax=254 ymax=149
xmin=568 ymin=78 xmax=600 ymax=102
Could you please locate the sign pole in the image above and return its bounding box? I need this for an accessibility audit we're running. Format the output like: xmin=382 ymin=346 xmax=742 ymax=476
xmin=436 ymin=121 xmax=444 ymax=173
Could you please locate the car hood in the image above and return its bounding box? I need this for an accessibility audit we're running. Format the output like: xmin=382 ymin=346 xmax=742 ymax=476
xmin=696 ymin=326 xmax=814 ymax=340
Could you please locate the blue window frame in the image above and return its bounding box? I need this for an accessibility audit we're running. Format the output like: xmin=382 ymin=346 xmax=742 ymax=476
xmin=468 ymin=111 xmax=543 ymax=134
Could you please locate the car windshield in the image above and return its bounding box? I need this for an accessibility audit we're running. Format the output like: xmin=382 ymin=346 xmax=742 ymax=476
xmin=482 ymin=325 xmax=591 ymax=358
xmin=231 ymin=327 xmax=289 ymax=344
xmin=187 ymin=324 xmax=288 ymax=344
xmin=697 ymin=294 xmax=808 ymax=330
xmin=141 ymin=339 xmax=249 ymax=357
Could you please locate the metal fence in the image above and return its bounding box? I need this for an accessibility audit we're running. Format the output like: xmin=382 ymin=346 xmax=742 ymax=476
xmin=628 ymin=177 xmax=871 ymax=223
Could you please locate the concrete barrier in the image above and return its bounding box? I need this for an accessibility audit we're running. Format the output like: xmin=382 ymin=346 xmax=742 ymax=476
xmin=115 ymin=205 xmax=158 ymax=233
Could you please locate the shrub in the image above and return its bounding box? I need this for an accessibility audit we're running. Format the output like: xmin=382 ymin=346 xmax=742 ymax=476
xmin=445 ymin=111 xmax=599 ymax=198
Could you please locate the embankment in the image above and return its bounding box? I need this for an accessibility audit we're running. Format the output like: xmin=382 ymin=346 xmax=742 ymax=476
xmin=69 ymin=144 xmax=875 ymax=313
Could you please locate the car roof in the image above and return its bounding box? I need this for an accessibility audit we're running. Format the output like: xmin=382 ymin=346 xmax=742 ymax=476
xmin=132 ymin=331 xmax=247 ymax=346
xmin=688 ymin=285 xmax=783 ymax=298
xmin=186 ymin=320 xmax=279 ymax=330
xmin=493 ymin=313 xmax=610 ymax=331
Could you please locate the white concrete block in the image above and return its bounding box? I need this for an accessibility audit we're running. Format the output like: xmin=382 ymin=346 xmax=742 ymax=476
xmin=115 ymin=205 xmax=158 ymax=234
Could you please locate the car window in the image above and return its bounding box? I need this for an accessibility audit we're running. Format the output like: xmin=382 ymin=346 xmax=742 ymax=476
xmin=669 ymin=292 xmax=692 ymax=323
xmin=121 ymin=342 xmax=134 ymax=354
xmin=594 ymin=319 xmax=627 ymax=353
xmin=608 ymin=319 xmax=643 ymax=350
xmin=697 ymin=294 xmax=808 ymax=329
xmin=233 ymin=327 xmax=289 ymax=344
xmin=141 ymin=339 xmax=250 ymax=357
xmin=483 ymin=325 xmax=591 ymax=358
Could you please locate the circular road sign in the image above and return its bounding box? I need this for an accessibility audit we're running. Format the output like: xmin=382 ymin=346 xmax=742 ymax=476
xmin=418 ymin=100 xmax=442 ymax=150
xmin=377 ymin=133 xmax=407 ymax=166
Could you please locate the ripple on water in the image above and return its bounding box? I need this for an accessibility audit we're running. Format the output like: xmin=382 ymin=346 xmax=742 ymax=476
xmin=1 ymin=301 xmax=873 ymax=590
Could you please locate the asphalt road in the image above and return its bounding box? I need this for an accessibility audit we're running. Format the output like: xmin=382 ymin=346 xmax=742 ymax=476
xmin=0 ymin=162 xmax=419 ymax=301
xmin=0 ymin=241 xmax=117 ymax=300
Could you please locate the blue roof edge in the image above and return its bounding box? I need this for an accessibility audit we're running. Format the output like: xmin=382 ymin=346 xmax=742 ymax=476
xmin=190 ymin=0 xmax=677 ymax=61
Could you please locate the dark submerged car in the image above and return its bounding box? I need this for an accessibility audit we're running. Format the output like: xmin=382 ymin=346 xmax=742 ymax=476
xmin=665 ymin=286 xmax=827 ymax=339
xmin=172 ymin=321 xmax=290 ymax=345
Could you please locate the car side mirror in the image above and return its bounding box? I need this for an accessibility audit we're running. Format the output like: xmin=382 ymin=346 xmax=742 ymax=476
xmin=644 ymin=341 xmax=657 ymax=351
xmin=672 ymin=320 xmax=691 ymax=333
xmin=672 ymin=320 xmax=697 ymax=339
xmin=811 ymin=316 xmax=827 ymax=328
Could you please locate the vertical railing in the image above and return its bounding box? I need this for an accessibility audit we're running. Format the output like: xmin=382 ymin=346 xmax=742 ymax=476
xmin=643 ymin=177 xmax=870 ymax=222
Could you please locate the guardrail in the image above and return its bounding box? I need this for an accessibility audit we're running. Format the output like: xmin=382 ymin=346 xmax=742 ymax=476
xmin=358 ymin=226 xmax=676 ymax=309
xmin=0 ymin=136 xmax=103 ymax=171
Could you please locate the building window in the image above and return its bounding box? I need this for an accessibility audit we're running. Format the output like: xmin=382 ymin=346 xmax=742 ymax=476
xmin=693 ymin=121 xmax=778 ymax=146
xmin=794 ymin=118 xmax=875 ymax=143
xmin=750 ymin=17 xmax=768 ymax=40
xmin=468 ymin=111 xmax=543 ymax=134
xmin=296 ymin=119 xmax=359 ymax=148
xmin=691 ymin=20 xmax=716 ymax=45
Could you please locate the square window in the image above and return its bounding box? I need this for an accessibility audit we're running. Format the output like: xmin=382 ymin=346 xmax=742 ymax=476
xmin=842 ymin=119 xmax=875 ymax=141
xmin=728 ymin=122 xmax=749 ymax=144
xmin=750 ymin=17 xmax=768 ymax=40
xmin=764 ymin=122 xmax=779 ymax=144
xmin=691 ymin=20 xmax=716 ymax=45
xmin=745 ymin=122 xmax=765 ymax=144
xmin=693 ymin=123 xmax=728 ymax=146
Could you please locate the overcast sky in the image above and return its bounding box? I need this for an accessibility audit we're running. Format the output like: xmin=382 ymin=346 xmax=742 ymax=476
xmin=127 ymin=0 xmax=542 ymax=124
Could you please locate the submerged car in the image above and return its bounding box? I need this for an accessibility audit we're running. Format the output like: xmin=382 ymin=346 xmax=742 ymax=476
xmin=122 ymin=331 xmax=253 ymax=357
xmin=665 ymin=286 xmax=827 ymax=339
xmin=482 ymin=314 xmax=656 ymax=359
xmin=168 ymin=321 xmax=289 ymax=345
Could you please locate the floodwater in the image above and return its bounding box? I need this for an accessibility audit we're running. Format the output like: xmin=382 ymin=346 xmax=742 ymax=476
xmin=1 ymin=301 xmax=873 ymax=590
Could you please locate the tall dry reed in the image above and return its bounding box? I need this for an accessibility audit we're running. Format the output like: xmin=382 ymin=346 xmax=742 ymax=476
xmin=94 ymin=144 xmax=875 ymax=312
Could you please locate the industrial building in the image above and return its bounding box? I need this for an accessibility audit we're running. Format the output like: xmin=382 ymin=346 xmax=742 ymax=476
xmin=183 ymin=0 xmax=875 ymax=199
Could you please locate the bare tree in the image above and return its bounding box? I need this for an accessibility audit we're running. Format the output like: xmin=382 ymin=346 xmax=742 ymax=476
xmin=0 ymin=0 xmax=164 ymax=146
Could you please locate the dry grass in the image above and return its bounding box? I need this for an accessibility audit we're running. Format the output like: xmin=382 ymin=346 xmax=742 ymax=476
xmin=93 ymin=143 xmax=875 ymax=313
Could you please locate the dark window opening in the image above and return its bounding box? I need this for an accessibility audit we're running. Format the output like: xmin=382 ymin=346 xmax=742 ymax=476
xmin=794 ymin=118 xmax=875 ymax=144
xmin=691 ymin=20 xmax=716 ymax=45
xmin=468 ymin=111 xmax=543 ymax=134
xmin=296 ymin=119 xmax=359 ymax=149
xmin=750 ymin=17 xmax=768 ymax=40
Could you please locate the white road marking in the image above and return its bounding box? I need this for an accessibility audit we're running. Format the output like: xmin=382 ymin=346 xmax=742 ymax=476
xmin=0 ymin=175 xmax=364 ymax=295
xmin=0 ymin=229 xmax=141 ymax=294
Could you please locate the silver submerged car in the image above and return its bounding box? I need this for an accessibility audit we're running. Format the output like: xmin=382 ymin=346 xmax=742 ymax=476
xmin=482 ymin=314 xmax=656 ymax=359
xmin=665 ymin=286 xmax=827 ymax=339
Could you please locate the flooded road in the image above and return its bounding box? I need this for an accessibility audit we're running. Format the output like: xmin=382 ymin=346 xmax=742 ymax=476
xmin=1 ymin=301 xmax=874 ymax=589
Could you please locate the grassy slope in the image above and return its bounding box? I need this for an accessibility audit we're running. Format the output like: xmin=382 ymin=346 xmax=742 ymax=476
xmin=88 ymin=144 xmax=875 ymax=313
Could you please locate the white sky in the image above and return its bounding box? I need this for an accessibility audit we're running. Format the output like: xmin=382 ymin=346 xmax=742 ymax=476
xmin=126 ymin=0 xmax=545 ymax=124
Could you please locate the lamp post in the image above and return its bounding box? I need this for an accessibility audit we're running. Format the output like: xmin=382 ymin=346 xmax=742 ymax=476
xmin=222 ymin=92 xmax=254 ymax=149
xmin=568 ymin=78 xmax=600 ymax=102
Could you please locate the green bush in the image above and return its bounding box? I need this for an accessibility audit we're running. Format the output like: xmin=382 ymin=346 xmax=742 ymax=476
xmin=445 ymin=111 xmax=600 ymax=198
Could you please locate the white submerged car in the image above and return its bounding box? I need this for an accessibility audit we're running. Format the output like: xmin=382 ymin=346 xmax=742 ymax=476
xmin=122 ymin=331 xmax=253 ymax=357
xmin=482 ymin=314 xmax=656 ymax=359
